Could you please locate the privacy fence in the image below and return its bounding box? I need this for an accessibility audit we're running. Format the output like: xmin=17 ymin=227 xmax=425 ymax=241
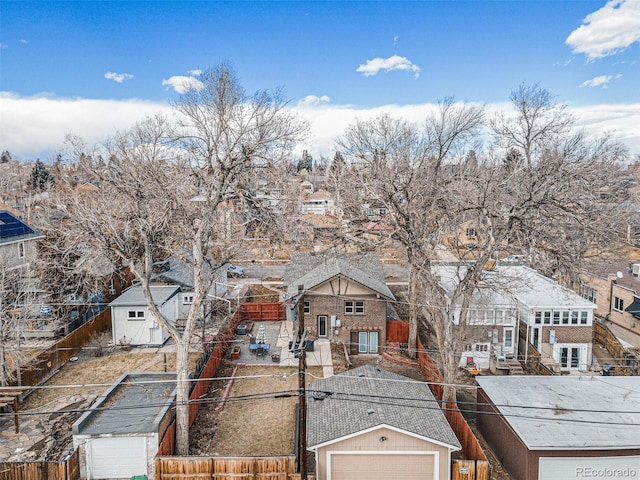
xmin=0 ymin=449 xmax=80 ymax=480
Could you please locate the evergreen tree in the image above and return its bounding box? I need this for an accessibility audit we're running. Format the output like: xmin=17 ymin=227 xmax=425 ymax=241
xmin=28 ymin=159 xmax=54 ymax=191
xmin=0 ymin=151 xmax=11 ymax=164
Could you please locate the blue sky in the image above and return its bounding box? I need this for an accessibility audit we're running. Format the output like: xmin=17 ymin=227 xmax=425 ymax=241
xmin=1 ymin=0 xmax=639 ymax=160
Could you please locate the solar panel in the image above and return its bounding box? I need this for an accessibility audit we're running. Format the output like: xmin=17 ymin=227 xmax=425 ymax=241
xmin=0 ymin=212 xmax=35 ymax=239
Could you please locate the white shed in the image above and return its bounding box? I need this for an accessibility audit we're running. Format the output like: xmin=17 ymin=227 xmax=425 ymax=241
xmin=109 ymin=285 xmax=181 ymax=347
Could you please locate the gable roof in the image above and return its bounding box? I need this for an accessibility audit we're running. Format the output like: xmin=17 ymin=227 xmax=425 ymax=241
xmin=284 ymin=250 xmax=394 ymax=300
xmin=307 ymin=365 xmax=460 ymax=450
xmin=0 ymin=211 xmax=44 ymax=245
xmin=477 ymin=376 xmax=640 ymax=450
xmin=108 ymin=285 xmax=181 ymax=307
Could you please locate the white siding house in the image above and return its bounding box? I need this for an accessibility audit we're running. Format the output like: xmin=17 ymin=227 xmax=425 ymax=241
xmin=109 ymin=285 xmax=181 ymax=347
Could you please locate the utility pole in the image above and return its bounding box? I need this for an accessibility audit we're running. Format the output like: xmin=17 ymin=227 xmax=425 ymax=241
xmin=295 ymin=284 xmax=307 ymax=480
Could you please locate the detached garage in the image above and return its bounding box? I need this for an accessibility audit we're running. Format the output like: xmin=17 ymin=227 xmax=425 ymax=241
xmin=73 ymin=373 xmax=176 ymax=480
xmin=307 ymin=366 xmax=460 ymax=480
xmin=476 ymin=376 xmax=640 ymax=480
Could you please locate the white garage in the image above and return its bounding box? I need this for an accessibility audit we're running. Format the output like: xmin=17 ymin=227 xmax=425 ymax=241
xmin=85 ymin=437 xmax=148 ymax=479
xmin=307 ymin=367 xmax=460 ymax=480
xmin=73 ymin=373 xmax=176 ymax=480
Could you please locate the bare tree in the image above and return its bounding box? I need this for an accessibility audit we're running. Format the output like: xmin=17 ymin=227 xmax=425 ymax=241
xmin=60 ymin=64 xmax=305 ymax=455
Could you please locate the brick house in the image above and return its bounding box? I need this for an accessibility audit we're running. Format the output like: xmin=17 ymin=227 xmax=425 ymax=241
xmin=283 ymin=250 xmax=396 ymax=355
xmin=577 ymin=260 xmax=640 ymax=347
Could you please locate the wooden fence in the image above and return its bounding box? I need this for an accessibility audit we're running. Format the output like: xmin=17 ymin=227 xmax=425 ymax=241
xmin=593 ymin=320 xmax=638 ymax=375
xmin=240 ymin=303 xmax=285 ymax=322
xmin=386 ymin=320 xmax=409 ymax=343
xmin=416 ymin=338 xmax=491 ymax=480
xmin=0 ymin=449 xmax=79 ymax=480
xmin=157 ymin=307 xmax=245 ymax=456
xmin=9 ymin=309 xmax=112 ymax=389
xmin=155 ymin=456 xmax=315 ymax=480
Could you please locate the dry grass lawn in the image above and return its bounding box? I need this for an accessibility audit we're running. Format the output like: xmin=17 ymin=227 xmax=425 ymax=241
xmin=191 ymin=364 xmax=324 ymax=456
xmin=23 ymin=349 xmax=203 ymax=410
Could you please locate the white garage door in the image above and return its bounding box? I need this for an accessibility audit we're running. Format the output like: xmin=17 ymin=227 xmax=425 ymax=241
xmin=330 ymin=453 xmax=434 ymax=480
xmin=86 ymin=436 xmax=147 ymax=479
xmin=539 ymin=456 xmax=640 ymax=480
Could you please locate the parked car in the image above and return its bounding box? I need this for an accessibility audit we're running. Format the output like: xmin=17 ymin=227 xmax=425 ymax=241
xmin=227 ymin=264 xmax=245 ymax=277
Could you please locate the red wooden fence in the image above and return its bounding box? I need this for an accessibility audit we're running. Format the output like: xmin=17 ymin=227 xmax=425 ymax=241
xmin=386 ymin=320 xmax=410 ymax=343
xmin=240 ymin=302 xmax=285 ymax=322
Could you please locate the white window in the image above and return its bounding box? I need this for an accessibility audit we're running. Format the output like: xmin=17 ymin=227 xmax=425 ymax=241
xmin=543 ymin=311 xmax=551 ymax=325
xmin=128 ymin=310 xmax=145 ymax=321
xmin=553 ymin=311 xmax=560 ymax=325
xmin=317 ymin=315 xmax=328 ymax=337
xmin=583 ymin=287 xmax=597 ymax=303
xmin=345 ymin=300 xmax=364 ymax=315
xmin=614 ymin=296 xmax=624 ymax=311
xmin=183 ymin=294 xmax=194 ymax=305
xmin=534 ymin=311 xmax=542 ymax=324
xmin=474 ymin=343 xmax=489 ymax=352
xmin=571 ymin=311 xmax=579 ymax=325
xmin=466 ymin=227 xmax=477 ymax=238
xmin=562 ymin=311 xmax=569 ymax=324
xmin=303 ymin=301 xmax=310 ymax=314
xmin=18 ymin=242 xmax=25 ymax=258
xmin=358 ymin=331 xmax=379 ymax=353
xmin=580 ymin=311 xmax=588 ymax=325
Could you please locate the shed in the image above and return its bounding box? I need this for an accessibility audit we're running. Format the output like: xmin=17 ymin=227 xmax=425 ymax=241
xmin=72 ymin=372 xmax=176 ymax=480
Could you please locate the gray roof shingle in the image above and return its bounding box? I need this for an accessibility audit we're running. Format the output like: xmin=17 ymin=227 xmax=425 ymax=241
xmin=284 ymin=250 xmax=394 ymax=300
xmin=307 ymin=366 xmax=460 ymax=450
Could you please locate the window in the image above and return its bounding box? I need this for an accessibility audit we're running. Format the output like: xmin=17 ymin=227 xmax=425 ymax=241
xmin=504 ymin=328 xmax=514 ymax=349
xmin=534 ymin=312 xmax=542 ymax=324
xmin=543 ymin=311 xmax=551 ymax=325
xmin=553 ymin=311 xmax=560 ymax=325
xmin=583 ymin=287 xmax=597 ymax=303
xmin=128 ymin=310 xmax=145 ymax=320
xmin=18 ymin=242 xmax=25 ymax=258
xmin=345 ymin=300 xmax=364 ymax=315
xmin=562 ymin=311 xmax=569 ymax=325
xmin=580 ymin=311 xmax=588 ymax=325
xmin=560 ymin=347 xmax=581 ymax=369
xmin=466 ymin=227 xmax=477 ymax=238
xmin=475 ymin=343 xmax=489 ymax=352
xmin=571 ymin=311 xmax=578 ymax=325
xmin=614 ymin=296 xmax=624 ymax=312
xmin=303 ymin=301 xmax=310 ymax=314
xmin=358 ymin=331 xmax=379 ymax=353
xmin=183 ymin=294 xmax=194 ymax=305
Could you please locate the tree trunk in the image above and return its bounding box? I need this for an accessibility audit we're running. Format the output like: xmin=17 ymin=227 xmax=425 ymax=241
xmin=174 ymin=338 xmax=190 ymax=455
xmin=407 ymin=266 xmax=418 ymax=359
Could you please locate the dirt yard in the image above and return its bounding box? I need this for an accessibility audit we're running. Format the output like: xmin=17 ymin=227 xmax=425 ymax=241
xmin=189 ymin=363 xmax=324 ymax=456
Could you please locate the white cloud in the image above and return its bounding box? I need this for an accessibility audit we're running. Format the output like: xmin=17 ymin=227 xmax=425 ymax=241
xmin=1 ymin=93 xmax=638 ymax=161
xmin=0 ymin=43 xmax=7 ymax=49
xmin=0 ymin=92 xmax=171 ymax=159
xmin=188 ymin=69 xmax=202 ymax=76
xmin=356 ymin=54 xmax=421 ymax=79
xmin=161 ymin=75 xmax=204 ymax=94
xmin=104 ymin=71 xmax=134 ymax=83
xmin=566 ymin=0 xmax=640 ymax=60
xmin=297 ymin=95 xmax=331 ymax=107
xmin=20 ymin=39 xmax=28 ymax=44
xmin=580 ymin=74 xmax=623 ymax=88
xmin=393 ymin=35 xmax=399 ymax=45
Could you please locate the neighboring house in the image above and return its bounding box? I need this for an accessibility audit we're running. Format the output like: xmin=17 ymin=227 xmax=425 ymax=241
xmin=476 ymin=376 xmax=640 ymax=480
xmin=577 ymin=260 xmax=640 ymax=348
xmin=361 ymin=201 xmax=389 ymax=220
xmin=73 ymin=372 xmax=176 ymax=480
xmin=152 ymin=254 xmax=229 ymax=321
xmin=506 ymin=266 xmax=596 ymax=373
xmin=301 ymin=189 xmax=336 ymax=215
xmin=307 ymin=365 xmax=461 ymax=480
xmin=109 ymin=285 xmax=181 ymax=346
xmin=295 ymin=213 xmax=341 ymax=244
xmin=283 ymin=250 xmax=396 ymax=355
xmin=433 ymin=265 xmax=520 ymax=370
xmin=0 ymin=210 xmax=44 ymax=271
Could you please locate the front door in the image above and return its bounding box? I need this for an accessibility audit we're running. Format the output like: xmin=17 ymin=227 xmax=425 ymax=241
xmin=532 ymin=327 xmax=541 ymax=349
xmin=560 ymin=347 xmax=580 ymax=369
xmin=317 ymin=315 xmax=328 ymax=337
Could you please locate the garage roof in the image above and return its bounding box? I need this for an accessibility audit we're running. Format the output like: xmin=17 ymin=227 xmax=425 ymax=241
xmin=307 ymin=366 xmax=460 ymax=450
xmin=73 ymin=372 xmax=176 ymax=435
xmin=477 ymin=376 xmax=640 ymax=450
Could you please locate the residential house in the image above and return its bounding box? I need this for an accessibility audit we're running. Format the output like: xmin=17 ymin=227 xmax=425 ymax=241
xmin=0 ymin=210 xmax=44 ymax=271
xmin=506 ymin=266 xmax=596 ymax=372
xmin=307 ymin=365 xmax=461 ymax=480
xmin=295 ymin=213 xmax=342 ymax=245
xmin=152 ymin=254 xmax=229 ymax=321
xmin=300 ymin=189 xmax=336 ymax=216
xmin=433 ymin=265 xmax=520 ymax=370
xmin=283 ymin=250 xmax=396 ymax=355
xmin=577 ymin=259 xmax=640 ymax=348
xmin=73 ymin=372 xmax=176 ymax=480
xmin=476 ymin=376 xmax=640 ymax=480
xmin=108 ymin=285 xmax=181 ymax=346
